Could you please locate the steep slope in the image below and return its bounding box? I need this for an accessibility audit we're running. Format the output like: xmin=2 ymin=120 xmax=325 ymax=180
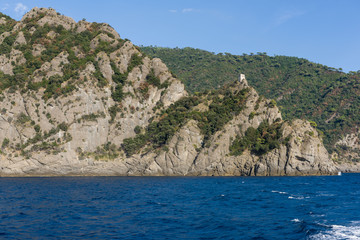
xmin=124 ymin=77 xmax=336 ymax=176
xmin=141 ymin=46 xmax=360 ymax=164
xmin=0 ymin=8 xmax=338 ymax=176
xmin=0 ymin=8 xmax=186 ymax=175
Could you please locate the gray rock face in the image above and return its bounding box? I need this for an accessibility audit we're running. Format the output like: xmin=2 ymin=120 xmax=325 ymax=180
xmin=110 ymin=41 xmax=137 ymax=73
xmin=32 ymin=44 xmax=46 ymax=56
xmin=0 ymin=32 xmax=10 ymax=44
xmin=332 ymin=129 xmax=360 ymax=172
xmin=0 ymin=17 xmax=6 ymax=25
xmin=0 ymin=77 xmax=336 ymax=176
xmin=23 ymin=7 xmax=76 ymax=30
xmin=145 ymin=120 xmax=203 ymax=176
xmin=0 ymin=49 xmax=26 ymax=75
xmin=142 ymin=89 xmax=336 ymax=177
xmin=0 ymin=8 xmax=337 ymax=176
xmin=14 ymin=32 xmax=27 ymax=46
xmin=256 ymin=120 xmax=336 ymax=176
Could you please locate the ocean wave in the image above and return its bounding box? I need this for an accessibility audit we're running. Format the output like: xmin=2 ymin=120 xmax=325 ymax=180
xmin=288 ymin=195 xmax=304 ymax=200
xmin=271 ymin=190 xmax=288 ymax=194
xmin=272 ymin=190 xmax=310 ymax=200
xmin=309 ymin=221 xmax=360 ymax=239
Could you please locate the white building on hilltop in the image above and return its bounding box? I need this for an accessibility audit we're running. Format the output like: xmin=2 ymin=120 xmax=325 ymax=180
xmin=239 ymin=74 xmax=246 ymax=82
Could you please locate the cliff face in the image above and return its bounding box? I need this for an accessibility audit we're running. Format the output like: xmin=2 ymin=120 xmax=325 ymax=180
xmin=139 ymin=79 xmax=336 ymax=176
xmin=0 ymin=8 xmax=337 ymax=176
xmin=140 ymin=47 xmax=360 ymax=169
xmin=332 ymin=131 xmax=360 ymax=172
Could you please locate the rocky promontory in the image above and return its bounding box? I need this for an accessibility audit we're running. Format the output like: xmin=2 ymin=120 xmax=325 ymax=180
xmin=0 ymin=8 xmax=338 ymax=176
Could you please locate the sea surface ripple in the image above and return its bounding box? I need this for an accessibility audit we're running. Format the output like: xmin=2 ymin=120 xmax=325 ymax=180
xmin=0 ymin=174 xmax=359 ymax=239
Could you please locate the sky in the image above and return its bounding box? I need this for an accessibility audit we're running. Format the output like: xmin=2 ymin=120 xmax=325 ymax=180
xmin=1 ymin=0 xmax=359 ymax=72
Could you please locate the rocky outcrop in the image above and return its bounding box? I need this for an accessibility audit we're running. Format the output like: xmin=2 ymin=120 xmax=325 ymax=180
xmin=0 ymin=49 xmax=26 ymax=75
xmin=14 ymin=31 xmax=27 ymax=46
xmin=331 ymin=129 xmax=360 ymax=172
xmin=144 ymin=120 xmax=204 ymax=176
xmin=0 ymin=75 xmax=335 ymax=176
xmin=336 ymin=130 xmax=360 ymax=150
xmin=23 ymin=7 xmax=76 ymax=30
xmin=0 ymin=8 xmax=337 ymax=176
xmin=139 ymin=80 xmax=336 ymax=176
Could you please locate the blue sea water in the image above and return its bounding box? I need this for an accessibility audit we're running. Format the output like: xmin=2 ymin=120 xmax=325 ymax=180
xmin=0 ymin=174 xmax=359 ymax=239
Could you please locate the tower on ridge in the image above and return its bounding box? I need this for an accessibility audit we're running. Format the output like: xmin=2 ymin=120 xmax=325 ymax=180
xmin=239 ymin=74 xmax=246 ymax=82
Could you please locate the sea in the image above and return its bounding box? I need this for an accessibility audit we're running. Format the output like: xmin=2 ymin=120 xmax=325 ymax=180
xmin=0 ymin=174 xmax=359 ymax=239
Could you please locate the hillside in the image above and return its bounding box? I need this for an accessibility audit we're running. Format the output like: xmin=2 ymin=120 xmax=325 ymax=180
xmin=141 ymin=47 xmax=360 ymax=162
xmin=0 ymin=8 xmax=345 ymax=176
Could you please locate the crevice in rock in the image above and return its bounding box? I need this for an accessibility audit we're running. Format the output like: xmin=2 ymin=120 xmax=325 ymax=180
xmin=284 ymin=144 xmax=290 ymax=175
xmin=22 ymin=95 xmax=31 ymax=119
xmin=295 ymin=156 xmax=310 ymax=163
xmin=188 ymin=149 xmax=201 ymax=174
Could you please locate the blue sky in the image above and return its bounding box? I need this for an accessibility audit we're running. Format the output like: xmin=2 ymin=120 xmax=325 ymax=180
xmin=1 ymin=0 xmax=359 ymax=72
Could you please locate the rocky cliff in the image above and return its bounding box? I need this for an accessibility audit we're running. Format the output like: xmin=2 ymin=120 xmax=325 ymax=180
xmin=0 ymin=8 xmax=337 ymax=176
xmin=140 ymin=47 xmax=360 ymax=172
xmin=332 ymin=131 xmax=360 ymax=172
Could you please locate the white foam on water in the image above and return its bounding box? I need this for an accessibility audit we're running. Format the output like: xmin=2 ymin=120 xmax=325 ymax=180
xmin=291 ymin=218 xmax=301 ymax=223
xmin=310 ymin=213 xmax=326 ymax=218
xmin=288 ymin=195 xmax=304 ymax=200
xmin=271 ymin=190 xmax=288 ymax=194
xmin=310 ymin=222 xmax=360 ymax=240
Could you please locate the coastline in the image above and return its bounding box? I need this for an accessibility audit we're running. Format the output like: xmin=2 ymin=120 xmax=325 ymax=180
xmin=0 ymin=171 xmax=343 ymax=177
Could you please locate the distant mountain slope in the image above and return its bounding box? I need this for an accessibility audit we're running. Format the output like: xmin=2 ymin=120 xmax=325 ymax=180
xmin=141 ymin=46 xmax=360 ymax=160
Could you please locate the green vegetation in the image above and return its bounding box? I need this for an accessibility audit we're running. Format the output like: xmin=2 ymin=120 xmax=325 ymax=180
xmin=111 ymin=62 xmax=127 ymax=84
xmin=0 ymin=13 xmax=17 ymax=56
xmin=42 ymin=75 xmax=77 ymax=100
xmin=1 ymin=138 xmax=10 ymax=149
xmin=146 ymin=69 xmax=160 ymax=87
xmin=0 ymin=12 xmax=156 ymax=107
xmin=127 ymin=53 xmax=143 ymax=72
xmin=79 ymin=142 xmax=120 ymax=161
xmin=2 ymin=10 xmax=358 ymax=161
xmin=134 ymin=125 xmax=142 ymax=134
xmin=141 ymin=46 xmax=360 ymax=153
xmin=229 ymin=120 xmax=284 ymax=156
xmin=108 ymin=105 xmax=120 ymax=122
xmin=144 ymin=69 xmax=169 ymax=90
xmin=58 ymin=122 xmax=68 ymax=131
xmin=0 ymin=15 xmax=131 ymax=100
xmin=122 ymin=83 xmax=249 ymax=156
xmin=111 ymin=85 xmax=124 ymax=102
xmin=34 ymin=124 xmax=41 ymax=133
xmin=79 ymin=112 xmax=105 ymax=122
xmin=18 ymin=122 xmax=70 ymax=154
xmin=16 ymin=112 xmax=31 ymax=124
xmin=109 ymin=53 xmax=144 ymax=102
xmin=0 ymin=13 xmax=16 ymax=34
